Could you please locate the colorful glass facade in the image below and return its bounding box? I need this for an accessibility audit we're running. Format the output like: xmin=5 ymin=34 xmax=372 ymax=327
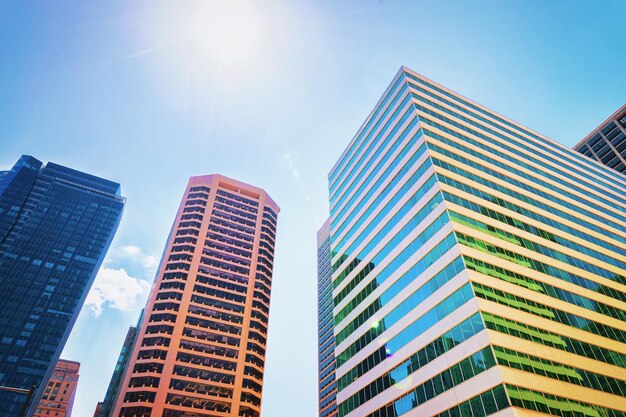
xmin=109 ymin=174 xmax=279 ymax=417
xmin=0 ymin=155 xmax=125 ymax=417
xmin=34 ymin=359 xmax=80 ymax=417
xmin=318 ymin=219 xmax=337 ymax=417
xmin=328 ymin=67 xmax=626 ymax=417
xmin=574 ymin=103 xmax=626 ymax=174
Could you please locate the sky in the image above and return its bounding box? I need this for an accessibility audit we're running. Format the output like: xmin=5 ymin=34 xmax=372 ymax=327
xmin=0 ymin=1 xmax=625 ymax=416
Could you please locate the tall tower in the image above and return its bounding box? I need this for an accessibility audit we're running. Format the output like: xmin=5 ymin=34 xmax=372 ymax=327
xmin=574 ymin=103 xmax=626 ymax=174
xmin=110 ymin=174 xmax=279 ymax=417
xmin=33 ymin=359 xmax=80 ymax=417
xmin=317 ymin=219 xmax=337 ymax=417
xmin=97 ymin=326 xmax=139 ymax=417
xmin=0 ymin=155 xmax=125 ymax=417
xmin=329 ymin=67 xmax=626 ymax=417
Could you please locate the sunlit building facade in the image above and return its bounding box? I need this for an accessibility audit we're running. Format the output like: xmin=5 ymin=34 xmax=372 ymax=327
xmin=329 ymin=67 xmax=626 ymax=417
xmin=110 ymin=174 xmax=279 ymax=417
xmin=0 ymin=155 xmax=125 ymax=417
xmin=34 ymin=359 xmax=80 ymax=417
xmin=574 ymin=103 xmax=626 ymax=174
xmin=318 ymin=219 xmax=338 ymax=417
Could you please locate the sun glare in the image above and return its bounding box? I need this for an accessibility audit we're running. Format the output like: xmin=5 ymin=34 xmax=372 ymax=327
xmin=191 ymin=1 xmax=261 ymax=65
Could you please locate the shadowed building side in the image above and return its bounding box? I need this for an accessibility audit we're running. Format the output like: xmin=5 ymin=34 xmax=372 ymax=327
xmin=97 ymin=325 xmax=139 ymax=417
xmin=574 ymin=103 xmax=626 ymax=174
xmin=317 ymin=219 xmax=337 ymax=417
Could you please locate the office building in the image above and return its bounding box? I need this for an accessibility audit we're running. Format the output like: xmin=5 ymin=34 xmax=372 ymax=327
xmin=329 ymin=67 xmax=626 ymax=417
xmin=94 ymin=402 xmax=104 ymax=417
xmin=33 ymin=359 xmax=80 ymax=417
xmin=574 ymin=103 xmax=626 ymax=174
xmin=97 ymin=326 xmax=138 ymax=417
xmin=110 ymin=174 xmax=279 ymax=417
xmin=317 ymin=219 xmax=337 ymax=417
xmin=0 ymin=155 xmax=125 ymax=417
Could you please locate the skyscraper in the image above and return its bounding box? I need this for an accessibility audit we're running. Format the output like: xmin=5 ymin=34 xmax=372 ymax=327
xmin=33 ymin=359 xmax=80 ymax=417
xmin=0 ymin=155 xmax=125 ymax=417
xmin=97 ymin=326 xmax=139 ymax=417
xmin=94 ymin=402 xmax=104 ymax=417
xmin=574 ymin=103 xmax=626 ymax=173
xmin=110 ymin=174 xmax=279 ymax=417
xmin=329 ymin=67 xmax=626 ymax=417
xmin=317 ymin=219 xmax=337 ymax=417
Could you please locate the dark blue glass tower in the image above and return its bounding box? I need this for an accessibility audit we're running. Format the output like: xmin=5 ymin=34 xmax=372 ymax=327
xmin=0 ymin=155 xmax=125 ymax=417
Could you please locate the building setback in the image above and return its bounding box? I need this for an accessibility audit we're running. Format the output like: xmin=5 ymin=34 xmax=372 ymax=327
xmin=110 ymin=174 xmax=279 ymax=417
xmin=328 ymin=67 xmax=626 ymax=417
xmin=574 ymin=103 xmax=626 ymax=174
xmin=33 ymin=359 xmax=80 ymax=417
xmin=317 ymin=219 xmax=337 ymax=417
xmin=0 ymin=155 xmax=125 ymax=417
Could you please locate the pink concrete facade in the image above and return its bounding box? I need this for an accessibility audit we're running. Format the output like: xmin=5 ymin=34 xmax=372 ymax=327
xmin=34 ymin=359 xmax=80 ymax=417
xmin=111 ymin=174 xmax=279 ymax=417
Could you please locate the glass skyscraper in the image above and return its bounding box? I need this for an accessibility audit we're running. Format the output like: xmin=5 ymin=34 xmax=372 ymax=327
xmin=97 ymin=325 xmax=139 ymax=417
xmin=0 ymin=155 xmax=125 ymax=417
xmin=318 ymin=219 xmax=337 ymax=417
xmin=574 ymin=103 xmax=626 ymax=174
xmin=109 ymin=174 xmax=279 ymax=417
xmin=328 ymin=67 xmax=626 ymax=417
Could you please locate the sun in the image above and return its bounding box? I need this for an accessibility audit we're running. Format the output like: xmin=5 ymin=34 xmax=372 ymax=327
xmin=190 ymin=0 xmax=262 ymax=65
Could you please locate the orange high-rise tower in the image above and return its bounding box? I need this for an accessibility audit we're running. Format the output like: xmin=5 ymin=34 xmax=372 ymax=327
xmin=110 ymin=174 xmax=279 ymax=417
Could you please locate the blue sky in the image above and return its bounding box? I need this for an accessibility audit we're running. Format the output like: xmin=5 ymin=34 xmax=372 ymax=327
xmin=1 ymin=1 xmax=625 ymax=416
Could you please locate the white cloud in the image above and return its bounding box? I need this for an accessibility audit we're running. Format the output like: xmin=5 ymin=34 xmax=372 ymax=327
xmin=85 ymin=267 xmax=151 ymax=317
xmin=84 ymin=244 xmax=159 ymax=316
xmin=121 ymin=245 xmax=142 ymax=256
xmin=108 ymin=244 xmax=160 ymax=276
xmin=142 ymin=255 xmax=158 ymax=268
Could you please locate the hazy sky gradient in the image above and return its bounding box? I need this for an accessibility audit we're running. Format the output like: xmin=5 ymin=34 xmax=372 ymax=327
xmin=1 ymin=1 xmax=625 ymax=416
